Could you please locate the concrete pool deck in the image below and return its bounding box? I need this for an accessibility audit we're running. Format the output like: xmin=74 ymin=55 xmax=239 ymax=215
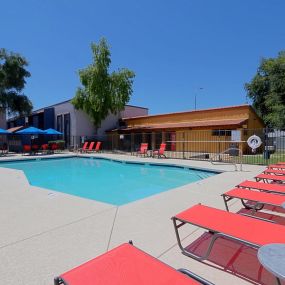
xmin=0 ymin=153 xmax=276 ymax=284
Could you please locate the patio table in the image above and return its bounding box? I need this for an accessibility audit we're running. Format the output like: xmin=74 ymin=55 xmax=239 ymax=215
xmin=258 ymin=243 xmax=285 ymax=285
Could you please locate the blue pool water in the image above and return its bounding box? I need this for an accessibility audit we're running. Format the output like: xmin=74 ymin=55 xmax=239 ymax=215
xmin=0 ymin=157 xmax=217 ymax=205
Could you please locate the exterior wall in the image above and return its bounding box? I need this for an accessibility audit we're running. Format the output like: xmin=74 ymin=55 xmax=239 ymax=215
xmin=121 ymin=105 xmax=265 ymax=154
xmin=247 ymin=108 xmax=264 ymax=129
xmin=53 ymin=101 xmax=77 ymax=137
xmin=121 ymin=105 xmax=148 ymax=118
xmin=0 ymin=110 xmax=6 ymax=129
xmin=74 ymin=109 xmax=96 ymax=137
xmin=53 ymin=102 xmax=148 ymax=140
xmin=97 ymin=112 xmax=120 ymax=137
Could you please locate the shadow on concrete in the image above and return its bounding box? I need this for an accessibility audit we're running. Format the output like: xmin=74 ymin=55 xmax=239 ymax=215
xmin=185 ymin=232 xmax=284 ymax=285
xmin=238 ymin=208 xmax=285 ymax=225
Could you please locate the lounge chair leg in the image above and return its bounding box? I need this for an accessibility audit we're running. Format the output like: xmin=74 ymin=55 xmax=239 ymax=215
xmin=172 ymin=216 xmax=260 ymax=262
xmin=54 ymin=277 xmax=63 ymax=285
xmin=240 ymin=199 xmax=264 ymax=212
xmin=172 ymin=218 xmax=222 ymax=261
xmin=222 ymin=195 xmax=230 ymax=211
xmin=178 ymin=269 xmax=214 ymax=285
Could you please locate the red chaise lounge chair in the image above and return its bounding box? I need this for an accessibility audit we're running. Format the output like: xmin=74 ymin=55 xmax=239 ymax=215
xmin=172 ymin=204 xmax=285 ymax=261
xmin=91 ymin=141 xmax=101 ymax=152
xmin=22 ymin=144 xmax=31 ymax=155
xmin=54 ymin=242 xmax=213 ymax=285
xmin=85 ymin=142 xmax=95 ymax=153
xmin=237 ymin=180 xmax=285 ymax=195
xmin=264 ymin=169 xmax=285 ymax=176
xmin=153 ymin=143 xmax=166 ymax=158
xmin=268 ymin=164 xmax=285 ymax=170
xmin=255 ymin=173 xmax=285 ymax=183
xmin=79 ymin=142 xmax=89 ymax=153
xmin=137 ymin=143 xmax=148 ymax=157
xmin=222 ymin=188 xmax=285 ymax=212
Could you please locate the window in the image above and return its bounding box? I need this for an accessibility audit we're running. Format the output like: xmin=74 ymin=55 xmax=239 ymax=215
xmin=212 ymin=130 xmax=231 ymax=136
xmin=57 ymin=115 xmax=63 ymax=132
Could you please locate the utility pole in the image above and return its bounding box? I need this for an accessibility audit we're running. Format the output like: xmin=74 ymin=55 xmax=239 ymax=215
xmin=194 ymin=87 xmax=203 ymax=110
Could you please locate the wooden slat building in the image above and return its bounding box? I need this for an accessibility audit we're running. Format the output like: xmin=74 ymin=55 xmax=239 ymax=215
xmin=109 ymin=105 xmax=265 ymax=154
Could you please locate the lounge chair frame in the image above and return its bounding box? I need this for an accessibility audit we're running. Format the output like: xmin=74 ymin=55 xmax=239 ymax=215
xmin=54 ymin=269 xmax=214 ymax=285
xmin=178 ymin=269 xmax=214 ymax=285
xmin=237 ymin=180 xmax=285 ymax=195
xmin=255 ymin=174 xmax=285 ymax=183
xmin=172 ymin=206 xmax=284 ymax=285
xmin=222 ymin=192 xmax=266 ymax=212
xmin=172 ymin=215 xmax=259 ymax=262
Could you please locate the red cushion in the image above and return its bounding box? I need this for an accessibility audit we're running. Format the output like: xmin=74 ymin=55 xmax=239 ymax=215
xmin=224 ymin=188 xmax=285 ymax=206
xmin=174 ymin=204 xmax=285 ymax=247
xmin=59 ymin=243 xmax=198 ymax=285
xmin=256 ymin=174 xmax=285 ymax=182
xmin=238 ymin=180 xmax=285 ymax=194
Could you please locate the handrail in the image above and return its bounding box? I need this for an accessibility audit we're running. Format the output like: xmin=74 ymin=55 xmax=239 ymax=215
xmin=210 ymin=147 xmax=243 ymax=171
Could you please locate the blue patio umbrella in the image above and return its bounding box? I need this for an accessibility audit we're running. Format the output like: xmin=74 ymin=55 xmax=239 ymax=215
xmin=0 ymin=128 xmax=10 ymax=135
xmin=15 ymin=126 xmax=45 ymax=135
xmin=44 ymin=128 xmax=63 ymax=135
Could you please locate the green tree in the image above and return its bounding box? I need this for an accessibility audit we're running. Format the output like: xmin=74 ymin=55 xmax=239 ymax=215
xmin=245 ymin=51 xmax=285 ymax=128
xmin=72 ymin=38 xmax=135 ymax=127
xmin=0 ymin=48 xmax=33 ymax=116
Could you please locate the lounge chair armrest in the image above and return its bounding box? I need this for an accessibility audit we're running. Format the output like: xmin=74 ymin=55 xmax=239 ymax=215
xmin=178 ymin=269 xmax=215 ymax=285
xmin=239 ymin=213 xmax=276 ymax=224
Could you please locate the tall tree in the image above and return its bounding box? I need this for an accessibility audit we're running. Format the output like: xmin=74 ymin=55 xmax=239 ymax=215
xmin=245 ymin=51 xmax=285 ymax=128
xmin=72 ymin=38 xmax=135 ymax=127
xmin=0 ymin=48 xmax=33 ymax=116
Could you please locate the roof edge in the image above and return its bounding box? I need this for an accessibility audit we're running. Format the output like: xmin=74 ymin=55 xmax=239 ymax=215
xmin=123 ymin=104 xmax=251 ymax=120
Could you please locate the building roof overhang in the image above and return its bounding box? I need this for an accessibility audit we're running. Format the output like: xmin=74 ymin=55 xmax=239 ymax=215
xmin=108 ymin=118 xmax=248 ymax=133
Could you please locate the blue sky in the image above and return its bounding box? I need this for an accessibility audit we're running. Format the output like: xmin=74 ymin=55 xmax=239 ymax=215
xmin=1 ymin=0 xmax=285 ymax=115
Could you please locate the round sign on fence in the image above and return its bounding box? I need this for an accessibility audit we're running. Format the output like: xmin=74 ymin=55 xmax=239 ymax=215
xmin=247 ymin=135 xmax=262 ymax=152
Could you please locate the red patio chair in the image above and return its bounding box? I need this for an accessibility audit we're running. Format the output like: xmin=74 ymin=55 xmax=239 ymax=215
xmin=153 ymin=143 xmax=166 ymax=158
xmin=137 ymin=143 xmax=148 ymax=157
xmin=94 ymin=141 xmax=101 ymax=152
xmin=86 ymin=141 xmax=95 ymax=153
xmin=22 ymin=144 xmax=31 ymax=155
xmin=41 ymin=144 xmax=49 ymax=154
xmin=49 ymin=143 xmax=58 ymax=154
xmin=54 ymin=242 xmax=213 ymax=285
xmin=32 ymin=144 xmax=39 ymax=153
xmin=78 ymin=142 xmax=89 ymax=153
xmin=0 ymin=143 xmax=8 ymax=156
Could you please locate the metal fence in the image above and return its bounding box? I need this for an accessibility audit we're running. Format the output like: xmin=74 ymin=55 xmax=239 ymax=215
xmin=66 ymin=128 xmax=285 ymax=166
xmin=2 ymin=128 xmax=285 ymax=166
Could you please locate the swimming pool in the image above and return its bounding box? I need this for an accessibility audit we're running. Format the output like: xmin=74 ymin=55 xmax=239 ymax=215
xmin=0 ymin=157 xmax=217 ymax=205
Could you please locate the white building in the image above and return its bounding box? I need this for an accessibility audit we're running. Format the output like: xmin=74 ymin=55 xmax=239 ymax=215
xmin=7 ymin=99 xmax=148 ymax=147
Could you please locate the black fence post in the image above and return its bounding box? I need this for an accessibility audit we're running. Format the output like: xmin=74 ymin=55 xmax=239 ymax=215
xmin=264 ymin=127 xmax=269 ymax=165
xmin=182 ymin=132 xmax=185 ymax=159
